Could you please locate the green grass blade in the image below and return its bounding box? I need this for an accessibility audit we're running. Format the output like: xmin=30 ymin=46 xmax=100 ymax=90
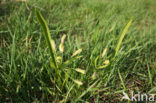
xmin=118 ymin=69 xmax=130 ymax=103
xmin=60 ymin=56 xmax=82 ymax=68
xmin=35 ymin=8 xmax=58 ymax=68
xmin=147 ymin=63 xmax=153 ymax=86
xmin=74 ymin=80 xmax=99 ymax=102
xmin=118 ymin=69 xmax=126 ymax=91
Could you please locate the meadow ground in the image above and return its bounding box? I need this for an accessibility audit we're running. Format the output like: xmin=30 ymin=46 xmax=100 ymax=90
xmin=0 ymin=0 xmax=156 ymax=102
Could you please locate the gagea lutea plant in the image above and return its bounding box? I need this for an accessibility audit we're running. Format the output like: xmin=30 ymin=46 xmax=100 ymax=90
xmin=94 ymin=19 xmax=133 ymax=70
xmin=35 ymin=9 xmax=85 ymax=93
xmin=35 ymin=8 xmax=133 ymax=100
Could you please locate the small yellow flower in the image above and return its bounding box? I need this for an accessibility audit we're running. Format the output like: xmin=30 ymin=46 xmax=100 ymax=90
xmin=59 ymin=43 xmax=64 ymax=53
xmin=102 ymin=48 xmax=107 ymax=58
xmin=73 ymin=80 xmax=83 ymax=85
xmin=51 ymin=40 xmax=56 ymax=51
xmin=72 ymin=49 xmax=82 ymax=57
xmin=103 ymin=60 xmax=110 ymax=65
xmin=91 ymin=72 xmax=97 ymax=80
xmin=61 ymin=34 xmax=66 ymax=44
xmin=75 ymin=68 xmax=86 ymax=74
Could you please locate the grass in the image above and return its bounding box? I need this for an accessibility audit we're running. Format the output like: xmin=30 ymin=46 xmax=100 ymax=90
xmin=0 ymin=0 xmax=156 ymax=102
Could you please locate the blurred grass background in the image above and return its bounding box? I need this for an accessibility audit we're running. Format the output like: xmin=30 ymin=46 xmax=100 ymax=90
xmin=0 ymin=0 xmax=156 ymax=102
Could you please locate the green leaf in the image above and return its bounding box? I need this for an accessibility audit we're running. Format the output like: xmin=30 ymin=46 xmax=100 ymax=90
xmin=148 ymin=87 xmax=156 ymax=94
xmin=96 ymin=64 xmax=109 ymax=69
xmin=60 ymin=56 xmax=82 ymax=68
xmin=74 ymin=80 xmax=99 ymax=102
xmin=118 ymin=69 xmax=126 ymax=91
xmin=35 ymin=9 xmax=63 ymax=88
xmin=112 ymin=19 xmax=133 ymax=61
xmin=35 ymin=8 xmax=58 ymax=69
xmin=94 ymin=56 xmax=99 ymax=68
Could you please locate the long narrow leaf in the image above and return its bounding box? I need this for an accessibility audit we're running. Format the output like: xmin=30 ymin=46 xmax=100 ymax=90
xmin=118 ymin=69 xmax=126 ymax=91
xmin=115 ymin=19 xmax=133 ymax=55
xmin=35 ymin=8 xmax=58 ymax=68
xmin=74 ymin=80 xmax=99 ymax=102
xmin=112 ymin=19 xmax=133 ymax=60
